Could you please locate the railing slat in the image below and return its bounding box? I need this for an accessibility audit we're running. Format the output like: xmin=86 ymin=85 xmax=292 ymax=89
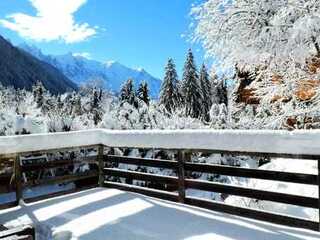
xmin=104 ymin=181 xmax=179 ymax=202
xmin=104 ymin=168 xmax=178 ymax=185
xmin=106 ymin=155 xmax=178 ymax=169
xmin=184 ymin=197 xmax=319 ymax=232
xmin=185 ymin=162 xmax=318 ymax=185
xmin=23 ymin=171 xmax=98 ymax=188
xmin=185 ymin=179 xmax=318 ymax=208
xmin=21 ymin=156 xmax=98 ymax=172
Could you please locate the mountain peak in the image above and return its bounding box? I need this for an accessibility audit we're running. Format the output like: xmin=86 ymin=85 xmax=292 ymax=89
xmin=20 ymin=43 xmax=161 ymax=97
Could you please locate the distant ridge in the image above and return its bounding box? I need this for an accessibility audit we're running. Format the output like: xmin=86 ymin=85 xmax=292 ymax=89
xmin=0 ymin=36 xmax=77 ymax=94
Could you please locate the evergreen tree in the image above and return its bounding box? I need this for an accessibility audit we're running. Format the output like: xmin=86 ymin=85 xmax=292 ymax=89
xmin=159 ymin=59 xmax=180 ymax=113
xmin=212 ymin=76 xmax=228 ymax=106
xmin=181 ymin=49 xmax=202 ymax=118
xmin=32 ymin=81 xmax=45 ymax=108
xmin=119 ymin=79 xmax=137 ymax=107
xmin=199 ymin=64 xmax=212 ymax=121
xmin=91 ymin=88 xmax=103 ymax=125
xmin=137 ymin=81 xmax=150 ymax=106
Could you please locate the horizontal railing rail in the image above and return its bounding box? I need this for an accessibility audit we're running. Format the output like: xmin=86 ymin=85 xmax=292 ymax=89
xmin=0 ymin=130 xmax=319 ymax=232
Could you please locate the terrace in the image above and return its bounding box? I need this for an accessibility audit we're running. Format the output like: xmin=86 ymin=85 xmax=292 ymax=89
xmin=0 ymin=129 xmax=320 ymax=240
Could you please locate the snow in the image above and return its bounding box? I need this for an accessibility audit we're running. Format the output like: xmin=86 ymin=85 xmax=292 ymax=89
xmin=226 ymin=158 xmax=319 ymax=221
xmin=1 ymin=188 xmax=319 ymax=240
xmin=2 ymin=129 xmax=320 ymax=156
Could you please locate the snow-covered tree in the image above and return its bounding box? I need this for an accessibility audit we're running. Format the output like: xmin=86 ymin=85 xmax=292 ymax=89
xmin=137 ymin=81 xmax=150 ymax=106
xmin=199 ymin=64 xmax=212 ymax=120
xmin=119 ymin=79 xmax=137 ymax=108
xmin=159 ymin=59 xmax=181 ymax=113
xmin=192 ymin=0 xmax=320 ymax=129
xmin=32 ymin=81 xmax=46 ymax=108
xmin=192 ymin=0 xmax=320 ymax=69
xmin=181 ymin=49 xmax=202 ymax=118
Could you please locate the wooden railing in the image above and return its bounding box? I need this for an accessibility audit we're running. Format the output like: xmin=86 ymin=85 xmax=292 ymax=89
xmin=0 ymin=130 xmax=319 ymax=232
xmin=103 ymin=150 xmax=320 ymax=232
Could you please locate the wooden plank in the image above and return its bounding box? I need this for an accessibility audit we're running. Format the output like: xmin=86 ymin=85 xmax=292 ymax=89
xmin=98 ymin=145 xmax=104 ymax=187
xmin=14 ymin=155 xmax=22 ymax=203
xmin=24 ymin=185 xmax=97 ymax=203
xmin=177 ymin=151 xmax=185 ymax=203
xmin=104 ymin=168 xmax=178 ymax=185
xmin=185 ymin=179 xmax=318 ymax=209
xmin=0 ymin=201 xmax=17 ymax=210
xmin=21 ymin=156 xmax=98 ymax=172
xmin=106 ymin=155 xmax=178 ymax=169
xmin=0 ymin=225 xmax=35 ymax=239
xmin=1 ymin=235 xmax=33 ymax=240
xmin=184 ymin=197 xmax=319 ymax=232
xmin=17 ymin=144 xmax=99 ymax=157
xmin=185 ymin=162 xmax=318 ymax=185
xmin=105 ymin=148 xmax=320 ymax=161
xmin=22 ymin=157 xmax=97 ymax=172
xmin=23 ymin=171 xmax=98 ymax=188
xmin=188 ymin=149 xmax=320 ymax=161
xmin=104 ymin=181 xmax=179 ymax=202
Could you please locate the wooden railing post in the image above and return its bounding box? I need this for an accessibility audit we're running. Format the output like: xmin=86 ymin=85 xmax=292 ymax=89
xmin=98 ymin=145 xmax=104 ymax=187
xmin=14 ymin=154 xmax=22 ymax=204
xmin=177 ymin=151 xmax=186 ymax=203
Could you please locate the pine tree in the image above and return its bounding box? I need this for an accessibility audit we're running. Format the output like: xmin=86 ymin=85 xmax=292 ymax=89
xmin=181 ymin=49 xmax=202 ymax=118
xmin=159 ymin=59 xmax=180 ymax=113
xmin=137 ymin=81 xmax=150 ymax=106
xmin=32 ymin=81 xmax=45 ymax=108
xmin=119 ymin=79 xmax=137 ymax=107
xmin=199 ymin=64 xmax=212 ymax=121
xmin=212 ymin=76 xmax=228 ymax=105
xmin=91 ymin=88 xmax=103 ymax=125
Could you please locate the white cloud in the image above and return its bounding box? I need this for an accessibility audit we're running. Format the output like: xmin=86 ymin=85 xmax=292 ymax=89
xmin=0 ymin=0 xmax=97 ymax=43
xmin=73 ymin=52 xmax=91 ymax=59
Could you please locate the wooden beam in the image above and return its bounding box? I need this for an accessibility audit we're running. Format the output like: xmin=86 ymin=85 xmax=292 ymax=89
xmin=21 ymin=157 xmax=98 ymax=172
xmin=23 ymin=171 xmax=98 ymax=188
xmin=104 ymin=181 xmax=178 ymax=202
xmin=185 ymin=162 xmax=318 ymax=185
xmin=185 ymin=179 xmax=318 ymax=209
xmin=24 ymin=185 xmax=97 ymax=203
xmin=185 ymin=197 xmax=318 ymax=232
xmin=104 ymin=168 xmax=178 ymax=185
xmin=0 ymin=225 xmax=35 ymax=239
xmin=106 ymin=155 xmax=178 ymax=169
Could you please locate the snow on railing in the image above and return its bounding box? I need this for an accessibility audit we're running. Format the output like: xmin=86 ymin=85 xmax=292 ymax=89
xmin=1 ymin=129 xmax=320 ymax=156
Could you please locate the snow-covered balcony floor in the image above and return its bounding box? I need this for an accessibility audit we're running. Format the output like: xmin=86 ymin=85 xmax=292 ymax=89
xmin=0 ymin=188 xmax=319 ymax=240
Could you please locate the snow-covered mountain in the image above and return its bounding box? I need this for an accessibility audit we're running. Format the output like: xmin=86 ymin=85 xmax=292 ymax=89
xmin=19 ymin=44 xmax=162 ymax=97
xmin=0 ymin=36 xmax=77 ymax=94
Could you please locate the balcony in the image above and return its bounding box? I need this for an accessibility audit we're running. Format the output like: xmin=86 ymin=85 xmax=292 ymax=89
xmin=0 ymin=129 xmax=320 ymax=240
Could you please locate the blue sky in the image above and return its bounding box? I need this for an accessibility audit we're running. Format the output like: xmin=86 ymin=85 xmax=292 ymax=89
xmin=0 ymin=0 xmax=208 ymax=79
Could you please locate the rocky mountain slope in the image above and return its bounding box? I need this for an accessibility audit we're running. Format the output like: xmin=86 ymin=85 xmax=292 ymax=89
xmin=0 ymin=36 xmax=77 ymax=94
